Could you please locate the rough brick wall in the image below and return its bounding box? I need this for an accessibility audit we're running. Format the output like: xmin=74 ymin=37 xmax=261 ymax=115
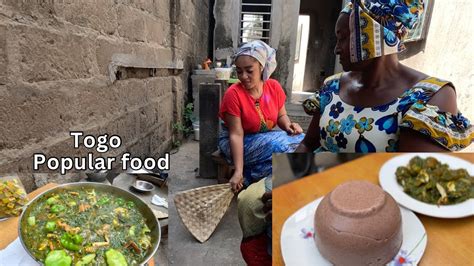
xmin=0 ymin=0 xmax=210 ymax=173
xmin=171 ymin=0 xmax=210 ymax=124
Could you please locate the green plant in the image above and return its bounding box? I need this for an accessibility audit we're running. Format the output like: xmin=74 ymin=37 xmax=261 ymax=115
xmin=173 ymin=103 xmax=195 ymax=137
xmin=184 ymin=103 xmax=195 ymax=124
xmin=173 ymin=122 xmax=192 ymax=135
xmin=172 ymin=139 xmax=182 ymax=149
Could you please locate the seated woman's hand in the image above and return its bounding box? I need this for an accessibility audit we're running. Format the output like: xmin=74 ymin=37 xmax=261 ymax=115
xmin=229 ymin=172 xmax=244 ymax=193
xmin=261 ymin=191 xmax=272 ymax=223
xmin=286 ymin=122 xmax=303 ymax=135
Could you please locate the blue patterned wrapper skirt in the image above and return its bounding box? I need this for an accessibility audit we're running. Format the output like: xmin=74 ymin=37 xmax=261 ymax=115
xmin=218 ymin=127 xmax=305 ymax=186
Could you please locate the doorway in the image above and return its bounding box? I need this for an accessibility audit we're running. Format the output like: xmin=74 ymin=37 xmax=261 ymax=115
xmin=296 ymin=0 xmax=342 ymax=93
xmin=292 ymin=15 xmax=310 ymax=93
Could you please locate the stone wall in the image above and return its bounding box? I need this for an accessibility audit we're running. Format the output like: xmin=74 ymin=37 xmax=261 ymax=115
xmin=0 ymin=0 xmax=210 ymax=174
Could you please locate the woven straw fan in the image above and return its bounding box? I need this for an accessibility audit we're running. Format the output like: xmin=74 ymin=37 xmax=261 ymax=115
xmin=174 ymin=184 xmax=234 ymax=243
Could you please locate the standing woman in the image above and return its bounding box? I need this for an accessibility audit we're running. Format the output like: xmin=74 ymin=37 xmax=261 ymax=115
xmin=219 ymin=40 xmax=304 ymax=192
xmin=299 ymin=0 xmax=473 ymax=152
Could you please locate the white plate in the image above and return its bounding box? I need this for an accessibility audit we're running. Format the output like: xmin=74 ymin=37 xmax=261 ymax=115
xmin=379 ymin=153 xmax=474 ymax=218
xmin=281 ymin=197 xmax=427 ymax=266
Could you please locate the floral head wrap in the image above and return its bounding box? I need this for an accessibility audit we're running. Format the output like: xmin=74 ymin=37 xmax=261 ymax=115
xmin=341 ymin=0 xmax=424 ymax=62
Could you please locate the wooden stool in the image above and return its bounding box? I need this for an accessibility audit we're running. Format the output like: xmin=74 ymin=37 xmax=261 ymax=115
xmin=211 ymin=150 xmax=235 ymax=184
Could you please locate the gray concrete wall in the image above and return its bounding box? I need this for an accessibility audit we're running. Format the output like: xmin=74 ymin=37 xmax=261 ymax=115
xmin=213 ymin=0 xmax=240 ymax=59
xmin=400 ymin=0 xmax=473 ymax=120
xmin=270 ymin=0 xmax=300 ymax=97
xmin=213 ymin=0 xmax=300 ymax=97
xmin=0 ymin=0 xmax=210 ymax=172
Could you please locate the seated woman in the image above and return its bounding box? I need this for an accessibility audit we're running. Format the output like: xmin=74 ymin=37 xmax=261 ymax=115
xmin=218 ymin=40 xmax=303 ymax=265
xmin=237 ymin=176 xmax=272 ymax=266
xmin=218 ymin=40 xmax=304 ymax=192
xmin=298 ymin=0 xmax=473 ymax=153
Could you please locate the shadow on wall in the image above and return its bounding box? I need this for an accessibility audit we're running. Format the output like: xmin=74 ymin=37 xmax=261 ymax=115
xmin=299 ymin=0 xmax=342 ymax=93
xmin=399 ymin=40 xmax=428 ymax=60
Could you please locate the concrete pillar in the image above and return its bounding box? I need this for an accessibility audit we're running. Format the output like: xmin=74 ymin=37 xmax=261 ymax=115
xmin=199 ymin=83 xmax=222 ymax=178
xmin=191 ymin=71 xmax=216 ymax=119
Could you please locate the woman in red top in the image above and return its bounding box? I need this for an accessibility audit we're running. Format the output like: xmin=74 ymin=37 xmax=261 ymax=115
xmin=218 ymin=40 xmax=304 ymax=192
xmin=219 ymin=40 xmax=304 ymax=265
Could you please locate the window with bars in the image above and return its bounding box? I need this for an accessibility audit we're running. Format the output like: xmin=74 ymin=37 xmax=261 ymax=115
xmin=240 ymin=0 xmax=272 ymax=44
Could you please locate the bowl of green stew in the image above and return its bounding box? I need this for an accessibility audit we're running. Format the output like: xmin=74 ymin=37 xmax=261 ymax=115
xmin=379 ymin=153 xmax=474 ymax=218
xmin=18 ymin=182 xmax=160 ymax=266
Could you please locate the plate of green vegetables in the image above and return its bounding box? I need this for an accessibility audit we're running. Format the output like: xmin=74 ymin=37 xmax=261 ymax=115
xmin=379 ymin=153 xmax=474 ymax=218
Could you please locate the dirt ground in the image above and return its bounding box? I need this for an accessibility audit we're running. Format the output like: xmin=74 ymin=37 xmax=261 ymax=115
xmin=167 ymin=139 xmax=245 ymax=265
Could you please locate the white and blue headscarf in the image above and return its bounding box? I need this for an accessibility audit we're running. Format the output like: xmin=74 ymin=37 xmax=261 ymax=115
xmin=234 ymin=40 xmax=277 ymax=81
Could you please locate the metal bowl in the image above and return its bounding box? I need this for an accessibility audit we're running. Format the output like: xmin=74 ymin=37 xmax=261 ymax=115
xmin=85 ymin=172 xmax=108 ymax=182
xmin=133 ymin=180 xmax=156 ymax=192
xmin=18 ymin=182 xmax=160 ymax=265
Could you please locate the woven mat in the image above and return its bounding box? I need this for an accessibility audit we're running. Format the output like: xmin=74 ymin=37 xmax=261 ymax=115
xmin=174 ymin=184 xmax=234 ymax=243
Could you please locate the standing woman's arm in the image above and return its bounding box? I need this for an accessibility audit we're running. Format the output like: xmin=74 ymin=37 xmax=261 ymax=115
xmin=225 ymin=113 xmax=245 ymax=192
xmin=399 ymin=85 xmax=457 ymax=152
xmin=296 ymin=112 xmax=321 ymax=152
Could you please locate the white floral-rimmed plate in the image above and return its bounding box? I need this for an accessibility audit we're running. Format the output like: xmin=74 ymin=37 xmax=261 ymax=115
xmin=379 ymin=153 xmax=474 ymax=218
xmin=280 ymin=197 xmax=427 ymax=266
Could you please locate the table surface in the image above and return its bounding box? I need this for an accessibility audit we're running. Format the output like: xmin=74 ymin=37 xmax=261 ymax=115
xmin=273 ymin=153 xmax=474 ymax=266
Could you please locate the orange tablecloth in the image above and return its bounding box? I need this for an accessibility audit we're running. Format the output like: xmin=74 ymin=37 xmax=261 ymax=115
xmin=273 ymin=153 xmax=474 ymax=266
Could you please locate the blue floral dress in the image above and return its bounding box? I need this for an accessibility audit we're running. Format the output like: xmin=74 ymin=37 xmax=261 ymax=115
xmin=303 ymin=73 xmax=473 ymax=152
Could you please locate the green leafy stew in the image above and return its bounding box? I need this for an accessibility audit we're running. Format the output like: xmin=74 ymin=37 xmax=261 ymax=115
xmin=396 ymin=156 xmax=474 ymax=205
xmin=21 ymin=188 xmax=153 ymax=266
